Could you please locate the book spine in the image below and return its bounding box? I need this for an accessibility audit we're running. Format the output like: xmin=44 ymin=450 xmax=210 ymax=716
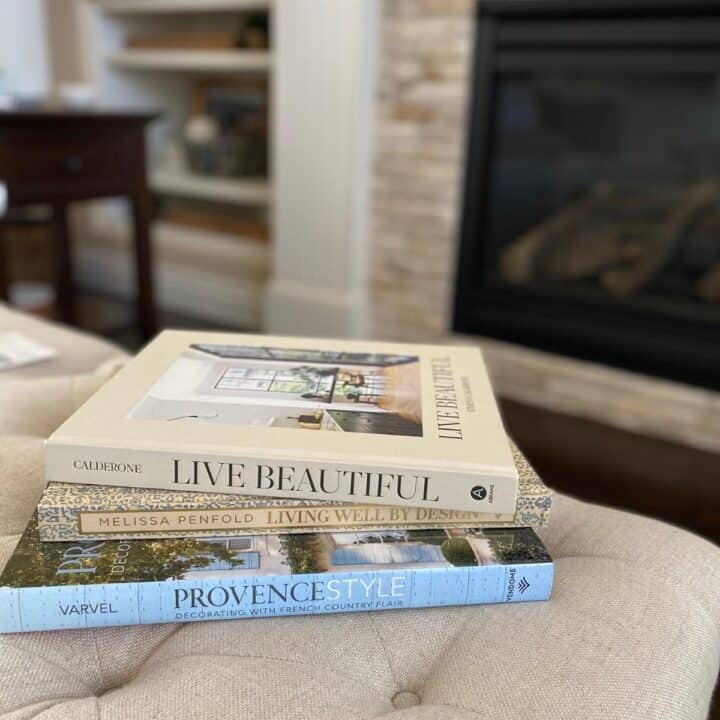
xmin=0 ymin=562 xmax=553 ymax=633
xmin=39 ymin=505 xmax=516 ymax=542
xmin=45 ymin=443 xmax=517 ymax=514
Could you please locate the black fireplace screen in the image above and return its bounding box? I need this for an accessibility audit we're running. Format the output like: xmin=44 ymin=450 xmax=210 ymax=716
xmin=454 ymin=3 xmax=720 ymax=387
xmin=490 ymin=72 xmax=720 ymax=313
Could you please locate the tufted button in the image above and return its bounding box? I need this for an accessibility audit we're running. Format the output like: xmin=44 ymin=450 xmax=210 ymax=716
xmin=391 ymin=691 xmax=421 ymax=709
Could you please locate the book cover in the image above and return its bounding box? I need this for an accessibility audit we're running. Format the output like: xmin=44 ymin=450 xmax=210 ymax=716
xmin=0 ymin=514 xmax=553 ymax=633
xmin=38 ymin=443 xmax=551 ymax=541
xmin=45 ymin=331 xmax=517 ymax=513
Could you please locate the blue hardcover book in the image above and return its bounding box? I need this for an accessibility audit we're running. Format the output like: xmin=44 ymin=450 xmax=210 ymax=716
xmin=0 ymin=514 xmax=553 ymax=633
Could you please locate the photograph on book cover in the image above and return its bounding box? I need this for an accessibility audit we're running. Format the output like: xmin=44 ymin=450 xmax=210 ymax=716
xmin=1 ymin=516 xmax=550 ymax=588
xmin=129 ymin=343 xmax=423 ymax=437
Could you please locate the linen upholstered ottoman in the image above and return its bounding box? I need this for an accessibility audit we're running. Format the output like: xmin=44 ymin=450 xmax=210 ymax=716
xmin=0 ymin=303 xmax=718 ymax=720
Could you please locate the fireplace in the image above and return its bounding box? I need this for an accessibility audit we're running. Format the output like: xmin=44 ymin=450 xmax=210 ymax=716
xmin=453 ymin=1 xmax=720 ymax=388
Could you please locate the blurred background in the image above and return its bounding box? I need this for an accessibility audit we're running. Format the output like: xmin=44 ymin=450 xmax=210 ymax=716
xmin=0 ymin=0 xmax=718 ymax=544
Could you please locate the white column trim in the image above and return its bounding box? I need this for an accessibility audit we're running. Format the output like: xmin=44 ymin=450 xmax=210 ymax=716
xmin=265 ymin=0 xmax=380 ymax=338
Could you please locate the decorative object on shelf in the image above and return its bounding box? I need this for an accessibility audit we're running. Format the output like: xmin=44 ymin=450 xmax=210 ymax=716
xmin=127 ymin=31 xmax=240 ymax=51
xmin=241 ymin=12 xmax=269 ymax=49
xmin=183 ymin=113 xmax=221 ymax=174
xmin=184 ymin=78 xmax=268 ymax=177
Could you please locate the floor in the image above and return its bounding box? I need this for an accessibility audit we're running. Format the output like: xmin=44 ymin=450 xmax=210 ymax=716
xmin=500 ymin=397 xmax=720 ymax=545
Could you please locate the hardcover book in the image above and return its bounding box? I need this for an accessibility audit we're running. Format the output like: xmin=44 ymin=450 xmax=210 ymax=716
xmin=38 ymin=443 xmax=551 ymax=541
xmin=0 ymin=514 xmax=554 ymax=633
xmin=45 ymin=331 xmax=517 ymax=513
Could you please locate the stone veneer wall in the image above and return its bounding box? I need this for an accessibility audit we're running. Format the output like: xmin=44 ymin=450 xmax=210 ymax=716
xmin=370 ymin=0 xmax=474 ymax=341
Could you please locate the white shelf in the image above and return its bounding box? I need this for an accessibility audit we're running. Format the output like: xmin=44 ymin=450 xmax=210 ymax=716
xmin=153 ymin=220 xmax=269 ymax=272
xmin=108 ymin=50 xmax=271 ymax=72
xmin=99 ymin=0 xmax=271 ymax=14
xmin=151 ymin=170 xmax=271 ymax=206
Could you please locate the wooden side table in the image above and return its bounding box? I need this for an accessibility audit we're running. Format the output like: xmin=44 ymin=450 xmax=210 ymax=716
xmin=0 ymin=109 xmax=159 ymax=339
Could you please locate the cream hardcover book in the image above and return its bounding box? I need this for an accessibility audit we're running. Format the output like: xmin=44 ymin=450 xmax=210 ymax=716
xmin=38 ymin=442 xmax=550 ymax=541
xmin=45 ymin=331 xmax=517 ymax=513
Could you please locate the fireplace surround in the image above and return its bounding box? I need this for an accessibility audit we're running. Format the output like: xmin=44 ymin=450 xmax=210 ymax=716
xmin=454 ymin=0 xmax=720 ymax=389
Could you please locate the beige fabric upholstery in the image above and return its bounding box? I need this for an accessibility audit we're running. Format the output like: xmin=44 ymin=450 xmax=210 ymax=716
xmin=0 ymin=304 xmax=122 ymax=378
xmin=0 ymin=305 xmax=718 ymax=720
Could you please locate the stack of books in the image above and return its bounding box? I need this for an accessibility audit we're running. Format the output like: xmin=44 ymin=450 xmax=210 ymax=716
xmin=0 ymin=332 xmax=554 ymax=633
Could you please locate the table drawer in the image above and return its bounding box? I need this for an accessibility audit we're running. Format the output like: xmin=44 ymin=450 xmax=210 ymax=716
xmin=0 ymin=127 xmax=133 ymax=200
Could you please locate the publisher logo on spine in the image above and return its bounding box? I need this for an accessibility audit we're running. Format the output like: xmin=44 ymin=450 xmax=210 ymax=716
xmin=470 ymin=485 xmax=487 ymax=501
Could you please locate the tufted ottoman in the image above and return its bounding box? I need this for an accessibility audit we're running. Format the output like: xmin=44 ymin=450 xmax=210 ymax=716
xmin=0 ymin=304 xmax=719 ymax=720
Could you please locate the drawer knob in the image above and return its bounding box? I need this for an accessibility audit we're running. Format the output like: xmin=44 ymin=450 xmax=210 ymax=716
xmin=64 ymin=155 xmax=84 ymax=173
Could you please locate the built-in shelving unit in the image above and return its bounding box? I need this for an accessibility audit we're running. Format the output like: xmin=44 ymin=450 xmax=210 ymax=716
xmin=151 ymin=170 xmax=271 ymax=206
xmin=153 ymin=220 xmax=269 ymax=271
xmin=82 ymin=0 xmax=273 ymax=328
xmin=99 ymin=0 xmax=270 ymax=14
xmin=109 ymin=49 xmax=271 ymax=72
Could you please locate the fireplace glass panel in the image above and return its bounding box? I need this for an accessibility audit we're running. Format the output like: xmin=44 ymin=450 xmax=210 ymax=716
xmin=485 ymin=71 xmax=720 ymax=320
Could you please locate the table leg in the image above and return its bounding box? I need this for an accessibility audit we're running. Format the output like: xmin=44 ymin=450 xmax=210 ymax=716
xmin=0 ymin=222 xmax=8 ymax=302
xmin=130 ymin=189 xmax=157 ymax=339
xmin=53 ymin=203 xmax=77 ymax=325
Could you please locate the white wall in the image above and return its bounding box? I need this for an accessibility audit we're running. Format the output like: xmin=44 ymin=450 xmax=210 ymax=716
xmin=0 ymin=0 xmax=50 ymax=99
